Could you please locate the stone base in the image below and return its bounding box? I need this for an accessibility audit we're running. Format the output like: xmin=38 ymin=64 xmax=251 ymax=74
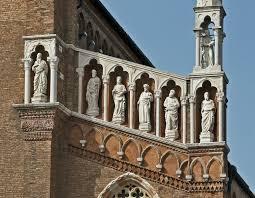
xmin=139 ymin=123 xmax=151 ymax=132
xmin=200 ymin=131 xmax=214 ymax=143
xmin=31 ymin=94 xmax=47 ymax=103
xmin=192 ymin=64 xmax=222 ymax=74
xmin=112 ymin=116 xmax=125 ymax=125
xmin=86 ymin=109 xmax=99 ymax=117
xmin=165 ymin=129 xmax=178 ymax=141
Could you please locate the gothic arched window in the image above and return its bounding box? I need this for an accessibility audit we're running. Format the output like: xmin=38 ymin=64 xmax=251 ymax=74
xmin=98 ymin=173 xmax=159 ymax=198
xmin=112 ymin=183 xmax=150 ymax=198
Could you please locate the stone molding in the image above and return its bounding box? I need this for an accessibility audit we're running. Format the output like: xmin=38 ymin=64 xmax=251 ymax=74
xmin=68 ymin=145 xmax=225 ymax=193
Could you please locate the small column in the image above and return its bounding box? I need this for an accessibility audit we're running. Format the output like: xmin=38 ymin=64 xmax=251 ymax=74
xmin=189 ymin=96 xmax=196 ymax=143
xmin=155 ymin=90 xmax=162 ymax=137
xmin=23 ymin=58 xmax=32 ymax=104
xmin=48 ymin=56 xmax=59 ymax=103
xmin=128 ymin=83 xmax=136 ymax=129
xmin=76 ymin=67 xmax=84 ymax=114
xmin=214 ymin=28 xmax=220 ymax=66
xmin=103 ymin=75 xmax=110 ymax=121
xmin=195 ymin=30 xmax=201 ymax=67
xmin=217 ymin=92 xmax=225 ymax=142
xmin=181 ymin=96 xmax=188 ymax=144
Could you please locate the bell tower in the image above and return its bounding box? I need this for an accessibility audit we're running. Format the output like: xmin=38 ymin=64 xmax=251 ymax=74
xmin=189 ymin=0 xmax=228 ymax=144
xmin=193 ymin=0 xmax=226 ymax=73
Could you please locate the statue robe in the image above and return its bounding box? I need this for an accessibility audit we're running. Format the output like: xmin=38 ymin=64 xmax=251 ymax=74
xmin=112 ymin=84 xmax=126 ymax=123
xmin=138 ymin=91 xmax=153 ymax=125
xmin=164 ymin=97 xmax=180 ymax=132
xmin=86 ymin=76 xmax=101 ymax=116
xmin=201 ymin=99 xmax=215 ymax=133
xmin=32 ymin=60 xmax=48 ymax=96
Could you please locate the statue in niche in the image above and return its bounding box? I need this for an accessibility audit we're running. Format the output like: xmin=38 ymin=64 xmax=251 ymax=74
xmin=31 ymin=53 xmax=48 ymax=103
xmin=112 ymin=76 xmax=127 ymax=124
xmin=164 ymin=90 xmax=180 ymax=141
xmin=86 ymin=69 xmax=101 ymax=117
xmin=201 ymin=30 xmax=215 ymax=68
xmin=138 ymin=84 xmax=153 ymax=132
xmin=200 ymin=92 xmax=215 ymax=142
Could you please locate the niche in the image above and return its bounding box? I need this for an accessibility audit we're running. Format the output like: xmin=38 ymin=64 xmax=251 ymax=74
xmin=161 ymin=80 xmax=181 ymax=140
xmin=195 ymin=80 xmax=218 ymax=142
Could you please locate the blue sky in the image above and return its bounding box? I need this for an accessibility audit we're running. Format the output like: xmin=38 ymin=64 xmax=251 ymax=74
xmin=99 ymin=0 xmax=255 ymax=191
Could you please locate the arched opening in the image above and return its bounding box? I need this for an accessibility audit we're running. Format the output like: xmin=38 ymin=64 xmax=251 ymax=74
xmin=102 ymin=39 xmax=108 ymax=55
xmin=30 ymin=45 xmax=50 ymax=102
xmin=135 ymin=73 xmax=155 ymax=133
xmin=95 ymin=31 xmax=101 ymax=52
xmin=195 ymin=80 xmax=218 ymax=142
xmin=109 ymin=66 xmax=129 ymax=125
xmin=83 ymin=59 xmax=103 ymax=118
xmin=98 ymin=173 xmax=159 ymax=198
xmin=87 ymin=22 xmax=94 ymax=50
xmin=160 ymin=80 xmax=181 ymax=140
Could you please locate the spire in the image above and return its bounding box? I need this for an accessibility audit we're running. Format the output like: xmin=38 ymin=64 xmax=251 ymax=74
xmin=196 ymin=0 xmax=222 ymax=7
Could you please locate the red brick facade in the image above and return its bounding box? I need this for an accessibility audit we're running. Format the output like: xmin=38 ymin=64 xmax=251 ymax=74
xmin=0 ymin=0 xmax=254 ymax=198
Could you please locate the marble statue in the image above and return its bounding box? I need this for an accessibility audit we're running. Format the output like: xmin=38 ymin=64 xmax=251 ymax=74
xmin=164 ymin=90 xmax=180 ymax=141
xmin=201 ymin=31 xmax=215 ymax=67
xmin=31 ymin=53 xmax=48 ymax=103
xmin=86 ymin=69 xmax=101 ymax=117
xmin=200 ymin=92 xmax=215 ymax=143
xmin=138 ymin=84 xmax=153 ymax=132
xmin=112 ymin=76 xmax=127 ymax=124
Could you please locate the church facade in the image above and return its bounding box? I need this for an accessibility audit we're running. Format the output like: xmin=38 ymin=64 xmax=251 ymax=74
xmin=0 ymin=0 xmax=254 ymax=197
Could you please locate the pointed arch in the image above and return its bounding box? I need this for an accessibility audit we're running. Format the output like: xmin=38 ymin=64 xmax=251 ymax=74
xmin=206 ymin=156 xmax=223 ymax=174
xmin=190 ymin=157 xmax=206 ymax=175
xmin=141 ymin=145 xmax=161 ymax=162
xmin=84 ymin=127 xmax=104 ymax=145
xmin=159 ymin=150 xmax=180 ymax=168
xmin=103 ymin=133 xmax=123 ymax=150
xmin=98 ymin=172 xmax=160 ymax=198
xmin=122 ymin=138 xmax=142 ymax=156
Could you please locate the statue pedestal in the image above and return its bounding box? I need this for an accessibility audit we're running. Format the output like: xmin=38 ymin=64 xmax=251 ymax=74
xmin=165 ymin=129 xmax=178 ymax=141
xmin=139 ymin=123 xmax=151 ymax=132
xmin=86 ymin=108 xmax=99 ymax=117
xmin=31 ymin=94 xmax=47 ymax=103
xmin=112 ymin=116 xmax=125 ymax=125
xmin=200 ymin=131 xmax=214 ymax=143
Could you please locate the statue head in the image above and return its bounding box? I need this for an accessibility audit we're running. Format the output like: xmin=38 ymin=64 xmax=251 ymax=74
xmin=169 ymin=89 xmax=176 ymax=98
xmin=143 ymin=84 xmax=150 ymax=92
xmin=36 ymin=53 xmax=42 ymax=60
xmin=204 ymin=92 xmax=210 ymax=100
xmin=92 ymin=69 xmax=97 ymax=78
xmin=116 ymin=76 xmax=122 ymax=84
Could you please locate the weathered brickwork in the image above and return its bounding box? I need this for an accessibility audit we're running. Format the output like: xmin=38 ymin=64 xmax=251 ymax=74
xmin=1 ymin=0 xmax=254 ymax=198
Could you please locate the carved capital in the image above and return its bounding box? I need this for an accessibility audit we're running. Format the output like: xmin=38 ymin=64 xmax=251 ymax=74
xmin=189 ymin=95 xmax=196 ymax=104
xmin=154 ymin=90 xmax=162 ymax=99
xmin=180 ymin=96 xmax=188 ymax=106
xmin=216 ymin=92 xmax=225 ymax=102
xmin=76 ymin=67 xmax=84 ymax=77
xmin=102 ymin=75 xmax=110 ymax=84
xmin=48 ymin=56 xmax=59 ymax=70
xmin=22 ymin=58 xmax=32 ymax=70
xmin=128 ymin=83 xmax=136 ymax=92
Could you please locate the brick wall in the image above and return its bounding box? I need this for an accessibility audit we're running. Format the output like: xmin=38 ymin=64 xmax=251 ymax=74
xmin=0 ymin=0 xmax=54 ymax=197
